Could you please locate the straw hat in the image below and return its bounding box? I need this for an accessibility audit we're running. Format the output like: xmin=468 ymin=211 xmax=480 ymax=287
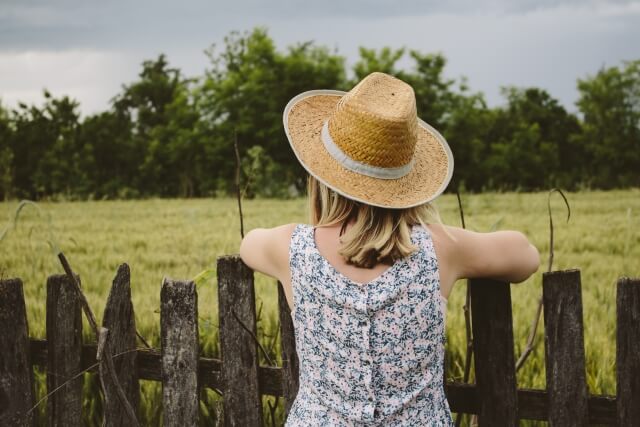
xmin=283 ymin=72 xmax=454 ymax=209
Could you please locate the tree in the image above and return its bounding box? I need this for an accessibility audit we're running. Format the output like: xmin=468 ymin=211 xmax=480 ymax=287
xmin=485 ymin=87 xmax=581 ymax=190
xmin=8 ymin=91 xmax=84 ymax=198
xmin=199 ymin=28 xmax=347 ymax=196
xmin=576 ymin=60 xmax=640 ymax=188
xmin=112 ymin=54 xmax=193 ymax=196
xmin=0 ymin=101 xmax=13 ymax=199
xmin=77 ymin=110 xmax=136 ymax=198
xmin=352 ymin=47 xmax=405 ymax=82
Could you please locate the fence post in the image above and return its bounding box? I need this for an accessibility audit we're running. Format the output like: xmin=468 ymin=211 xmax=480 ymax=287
xmin=217 ymin=255 xmax=263 ymax=427
xmin=101 ymin=264 xmax=139 ymax=426
xmin=616 ymin=277 xmax=640 ymax=424
xmin=46 ymin=274 xmax=83 ymax=427
xmin=161 ymin=278 xmax=199 ymax=427
xmin=470 ymin=278 xmax=518 ymax=426
xmin=277 ymin=281 xmax=299 ymax=418
xmin=0 ymin=278 xmax=35 ymax=426
xmin=542 ymin=269 xmax=589 ymax=425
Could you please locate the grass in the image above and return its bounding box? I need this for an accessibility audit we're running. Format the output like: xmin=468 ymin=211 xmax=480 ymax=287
xmin=1 ymin=189 xmax=639 ymax=425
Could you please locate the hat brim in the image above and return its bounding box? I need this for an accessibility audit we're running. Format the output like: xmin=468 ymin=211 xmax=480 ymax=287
xmin=283 ymin=90 xmax=454 ymax=209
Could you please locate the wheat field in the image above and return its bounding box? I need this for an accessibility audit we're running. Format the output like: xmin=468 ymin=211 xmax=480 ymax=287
xmin=1 ymin=190 xmax=638 ymax=425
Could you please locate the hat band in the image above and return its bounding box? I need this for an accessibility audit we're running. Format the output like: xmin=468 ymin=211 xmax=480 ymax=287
xmin=321 ymin=121 xmax=414 ymax=180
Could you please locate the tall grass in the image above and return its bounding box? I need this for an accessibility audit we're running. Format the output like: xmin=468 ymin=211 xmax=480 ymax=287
xmin=1 ymin=190 xmax=638 ymax=425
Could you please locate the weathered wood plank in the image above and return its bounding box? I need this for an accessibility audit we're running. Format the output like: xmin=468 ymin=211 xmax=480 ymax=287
xmin=46 ymin=274 xmax=83 ymax=427
xmin=161 ymin=278 xmax=199 ymax=427
xmin=217 ymin=256 xmax=263 ymax=427
xmin=26 ymin=339 xmax=620 ymax=423
xmin=277 ymin=280 xmax=299 ymax=419
xmin=30 ymin=340 xmax=282 ymax=396
xmin=616 ymin=277 xmax=640 ymax=424
xmin=0 ymin=278 xmax=35 ymax=426
xmin=101 ymin=264 xmax=139 ymax=426
xmin=470 ymin=278 xmax=518 ymax=426
xmin=446 ymin=381 xmax=615 ymax=424
xmin=543 ymin=269 xmax=589 ymax=425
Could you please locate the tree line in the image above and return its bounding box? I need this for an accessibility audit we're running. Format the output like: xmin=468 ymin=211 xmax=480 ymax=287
xmin=0 ymin=27 xmax=638 ymax=201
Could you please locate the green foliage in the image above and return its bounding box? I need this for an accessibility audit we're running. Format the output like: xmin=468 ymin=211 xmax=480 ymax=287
xmin=575 ymin=60 xmax=640 ymax=188
xmin=0 ymin=28 xmax=637 ymax=200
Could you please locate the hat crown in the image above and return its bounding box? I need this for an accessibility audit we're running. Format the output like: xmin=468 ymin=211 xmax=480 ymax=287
xmin=327 ymin=72 xmax=418 ymax=169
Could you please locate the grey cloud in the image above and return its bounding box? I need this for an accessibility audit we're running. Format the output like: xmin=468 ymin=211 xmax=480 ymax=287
xmin=1 ymin=0 xmax=638 ymax=51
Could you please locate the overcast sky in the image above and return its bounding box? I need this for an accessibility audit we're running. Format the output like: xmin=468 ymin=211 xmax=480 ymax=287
xmin=1 ymin=0 xmax=639 ymax=116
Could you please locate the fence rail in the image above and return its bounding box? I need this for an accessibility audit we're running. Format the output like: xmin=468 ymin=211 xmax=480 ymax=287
xmin=0 ymin=256 xmax=638 ymax=426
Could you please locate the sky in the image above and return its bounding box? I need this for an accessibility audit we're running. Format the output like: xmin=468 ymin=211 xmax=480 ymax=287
xmin=1 ymin=0 xmax=639 ymax=116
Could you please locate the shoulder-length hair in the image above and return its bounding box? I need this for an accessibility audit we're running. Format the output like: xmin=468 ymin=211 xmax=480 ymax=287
xmin=307 ymin=175 xmax=442 ymax=268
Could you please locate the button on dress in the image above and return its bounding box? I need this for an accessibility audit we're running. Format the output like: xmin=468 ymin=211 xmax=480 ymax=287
xmin=285 ymin=224 xmax=453 ymax=426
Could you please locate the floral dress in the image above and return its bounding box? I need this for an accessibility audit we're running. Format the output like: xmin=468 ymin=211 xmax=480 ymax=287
xmin=285 ymin=223 xmax=453 ymax=426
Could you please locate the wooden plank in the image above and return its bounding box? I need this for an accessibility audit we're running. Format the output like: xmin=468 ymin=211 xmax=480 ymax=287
xmin=277 ymin=281 xmax=299 ymax=418
xmin=616 ymin=277 xmax=640 ymax=424
xmin=0 ymin=278 xmax=35 ymax=426
xmin=26 ymin=339 xmax=620 ymax=423
xmin=217 ymin=255 xmax=263 ymax=427
xmin=161 ymin=278 xmax=199 ymax=427
xmin=543 ymin=269 xmax=589 ymax=425
xmin=30 ymin=340 xmax=283 ymax=396
xmin=470 ymin=278 xmax=518 ymax=426
xmin=101 ymin=264 xmax=139 ymax=426
xmin=46 ymin=274 xmax=83 ymax=427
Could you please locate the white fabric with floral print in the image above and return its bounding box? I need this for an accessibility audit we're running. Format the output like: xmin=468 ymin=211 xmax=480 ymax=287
xmin=285 ymin=223 xmax=453 ymax=426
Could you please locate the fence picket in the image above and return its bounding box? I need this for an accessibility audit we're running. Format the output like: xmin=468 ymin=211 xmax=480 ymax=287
xmin=543 ymin=269 xmax=589 ymax=425
xmin=3 ymin=262 xmax=638 ymax=425
xmin=46 ymin=274 xmax=83 ymax=427
xmin=101 ymin=264 xmax=139 ymax=425
xmin=161 ymin=278 xmax=199 ymax=427
xmin=277 ymin=281 xmax=299 ymax=418
xmin=616 ymin=277 xmax=640 ymax=424
xmin=470 ymin=278 xmax=518 ymax=426
xmin=217 ymin=255 xmax=263 ymax=427
xmin=0 ymin=278 xmax=36 ymax=426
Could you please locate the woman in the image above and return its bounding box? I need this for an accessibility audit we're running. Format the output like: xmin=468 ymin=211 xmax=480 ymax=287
xmin=240 ymin=72 xmax=540 ymax=426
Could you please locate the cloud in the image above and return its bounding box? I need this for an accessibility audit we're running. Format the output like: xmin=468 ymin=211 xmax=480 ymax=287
xmin=0 ymin=0 xmax=638 ymax=114
xmin=0 ymin=50 xmax=139 ymax=115
xmin=1 ymin=0 xmax=638 ymax=51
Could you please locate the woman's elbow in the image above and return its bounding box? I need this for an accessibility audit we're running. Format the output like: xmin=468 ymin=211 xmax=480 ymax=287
xmin=525 ymin=242 xmax=541 ymax=276
xmin=513 ymin=238 xmax=540 ymax=283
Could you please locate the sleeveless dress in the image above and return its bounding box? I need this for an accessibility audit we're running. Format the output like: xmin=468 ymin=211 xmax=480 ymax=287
xmin=285 ymin=223 xmax=453 ymax=426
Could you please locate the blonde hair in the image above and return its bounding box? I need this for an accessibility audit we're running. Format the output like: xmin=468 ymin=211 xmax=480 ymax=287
xmin=307 ymin=176 xmax=443 ymax=268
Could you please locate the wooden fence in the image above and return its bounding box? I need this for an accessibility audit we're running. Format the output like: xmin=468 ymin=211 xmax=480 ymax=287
xmin=1 ymin=255 xmax=638 ymax=426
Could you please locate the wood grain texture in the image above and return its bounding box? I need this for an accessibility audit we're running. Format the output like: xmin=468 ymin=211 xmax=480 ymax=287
xmin=161 ymin=278 xmax=199 ymax=427
xmin=26 ymin=340 xmax=621 ymax=422
xmin=277 ymin=281 xmax=299 ymax=419
xmin=101 ymin=264 xmax=139 ymax=426
xmin=46 ymin=274 xmax=83 ymax=427
xmin=616 ymin=277 xmax=640 ymax=425
xmin=543 ymin=269 xmax=589 ymax=426
xmin=0 ymin=278 xmax=35 ymax=427
xmin=470 ymin=278 xmax=518 ymax=426
xmin=217 ymin=255 xmax=263 ymax=427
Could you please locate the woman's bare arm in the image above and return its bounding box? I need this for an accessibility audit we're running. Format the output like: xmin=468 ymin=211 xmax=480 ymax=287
xmin=238 ymin=223 xmax=297 ymax=282
xmin=429 ymin=224 xmax=540 ymax=298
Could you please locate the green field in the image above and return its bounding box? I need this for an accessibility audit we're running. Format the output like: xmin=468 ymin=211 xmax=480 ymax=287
xmin=1 ymin=190 xmax=639 ymax=425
